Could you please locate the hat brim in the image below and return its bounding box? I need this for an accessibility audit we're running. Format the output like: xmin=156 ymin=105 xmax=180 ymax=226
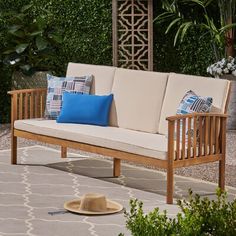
xmin=64 ymin=199 xmax=123 ymax=215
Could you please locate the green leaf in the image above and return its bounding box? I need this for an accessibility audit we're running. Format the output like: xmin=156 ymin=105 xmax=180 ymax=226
xmin=154 ymin=12 xmax=174 ymax=23
xmin=180 ymin=22 xmax=194 ymax=41
xmin=36 ymin=17 xmax=47 ymax=30
xmin=48 ymin=33 xmax=63 ymax=43
xmin=220 ymin=23 xmax=236 ymax=33
xmin=20 ymin=64 xmax=31 ymax=72
xmin=165 ymin=18 xmax=182 ymax=34
xmin=30 ymin=31 xmax=43 ymax=37
xmin=36 ymin=36 xmax=48 ymax=50
xmin=8 ymin=25 xmax=22 ymax=33
xmin=15 ymin=43 xmax=29 ymax=54
xmin=3 ymin=49 xmax=16 ymax=55
xmin=10 ymin=30 xmax=25 ymax=39
xmin=21 ymin=4 xmax=33 ymax=13
xmin=174 ymin=24 xmax=184 ymax=46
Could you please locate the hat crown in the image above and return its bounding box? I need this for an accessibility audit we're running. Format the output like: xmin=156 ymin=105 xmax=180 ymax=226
xmin=79 ymin=193 xmax=107 ymax=212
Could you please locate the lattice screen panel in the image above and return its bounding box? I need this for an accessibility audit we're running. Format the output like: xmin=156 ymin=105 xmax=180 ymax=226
xmin=112 ymin=0 xmax=153 ymax=71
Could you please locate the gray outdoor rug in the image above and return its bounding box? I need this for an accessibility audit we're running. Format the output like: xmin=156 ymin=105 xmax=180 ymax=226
xmin=0 ymin=145 xmax=235 ymax=236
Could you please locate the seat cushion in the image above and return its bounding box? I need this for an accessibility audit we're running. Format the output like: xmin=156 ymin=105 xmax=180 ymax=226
xmin=110 ymin=68 xmax=169 ymax=133
xmin=159 ymin=73 xmax=231 ymax=135
xmin=66 ymin=63 xmax=116 ymax=95
xmin=14 ymin=119 xmax=168 ymax=160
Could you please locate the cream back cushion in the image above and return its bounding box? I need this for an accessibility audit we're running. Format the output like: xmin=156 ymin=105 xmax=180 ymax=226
xmin=159 ymin=73 xmax=231 ymax=135
xmin=66 ymin=63 xmax=116 ymax=95
xmin=110 ymin=68 xmax=169 ymax=133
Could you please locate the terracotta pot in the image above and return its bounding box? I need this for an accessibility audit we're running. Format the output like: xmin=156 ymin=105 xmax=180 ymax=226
xmin=220 ymin=74 xmax=236 ymax=130
xmin=12 ymin=71 xmax=48 ymax=90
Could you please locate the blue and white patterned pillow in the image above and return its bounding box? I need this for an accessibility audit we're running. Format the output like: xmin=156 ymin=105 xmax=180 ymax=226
xmin=177 ymin=90 xmax=213 ymax=115
xmin=176 ymin=90 xmax=213 ymax=145
xmin=45 ymin=74 xmax=93 ymax=119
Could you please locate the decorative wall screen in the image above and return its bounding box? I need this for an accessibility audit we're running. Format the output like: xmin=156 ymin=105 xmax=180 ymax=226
xmin=112 ymin=0 xmax=153 ymax=71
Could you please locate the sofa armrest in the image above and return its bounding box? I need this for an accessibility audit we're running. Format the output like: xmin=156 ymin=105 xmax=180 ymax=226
xmin=8 ymin=88 xmax=47 ymax=126
xmin=166 ymin=113 xmax=227 ymax=165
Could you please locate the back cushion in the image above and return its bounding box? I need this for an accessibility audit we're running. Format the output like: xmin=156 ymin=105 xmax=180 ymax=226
xmin=159 ymin=73 xmax=230 ymax=135
xmin=66 ymin=63 xmax=116 ymax=95
xmin=110 ymin=68 xmax=168 ymax=133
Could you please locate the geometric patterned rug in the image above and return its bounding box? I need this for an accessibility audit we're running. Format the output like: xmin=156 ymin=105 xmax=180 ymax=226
xmin=0 ymin=146 xmax=235 ymax=236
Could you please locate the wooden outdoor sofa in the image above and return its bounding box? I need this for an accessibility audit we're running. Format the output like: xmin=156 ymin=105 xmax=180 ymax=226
xmin=8 ymin=63 xmax=231 ymax=204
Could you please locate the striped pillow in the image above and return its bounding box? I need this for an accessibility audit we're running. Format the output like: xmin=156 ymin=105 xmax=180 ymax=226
xmin=176 ymin=90 xmax=213 ymax=144
xmin=45 ymin=74 xmax=93 ymax=119
xmin=177 ymin=90 xmax=213 ymax=115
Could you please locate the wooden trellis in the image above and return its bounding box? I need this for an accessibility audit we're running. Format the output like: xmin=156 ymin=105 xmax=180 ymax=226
xmin=112 ymin=0 xmax=153 ymax=71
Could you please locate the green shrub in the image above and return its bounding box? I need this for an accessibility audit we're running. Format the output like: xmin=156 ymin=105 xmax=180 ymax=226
xmin=2 ymin=4 xmax=63 ymax=75
xmin=120 ymin=189 xmax=236 ymax=236
xmin=0 ymin=0 xmax=112 ymax=123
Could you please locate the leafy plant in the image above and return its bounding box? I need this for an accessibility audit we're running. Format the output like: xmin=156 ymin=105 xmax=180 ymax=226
xmin=120 ymin=189 xmax=236 ymax=236
xmin=1 ymin=4 xmax=62 ymax=75
xmin=155 ymin=0 xmax=236 ymax=60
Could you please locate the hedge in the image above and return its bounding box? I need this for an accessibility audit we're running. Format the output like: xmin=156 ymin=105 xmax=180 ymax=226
xmin=0 ymin=0 xmax=216 ymax=123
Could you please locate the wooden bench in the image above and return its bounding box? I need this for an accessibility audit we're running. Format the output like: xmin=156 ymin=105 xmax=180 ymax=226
xmin=8 ymin=63 xmax=231 ymax=204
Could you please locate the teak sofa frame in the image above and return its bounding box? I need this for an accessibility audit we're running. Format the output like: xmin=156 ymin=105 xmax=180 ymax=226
xmin=8 ymin=87 xmax=230 ymax=204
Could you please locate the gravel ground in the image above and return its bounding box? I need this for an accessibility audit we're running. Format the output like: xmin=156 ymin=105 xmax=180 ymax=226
xmin=1 ymin=125 xmax=235 ymax=188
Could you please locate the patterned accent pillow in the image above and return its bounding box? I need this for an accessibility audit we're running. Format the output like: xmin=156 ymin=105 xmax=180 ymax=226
xmin=45 ymin=74 xmax=93 ymax=119
xmin=176 ymin=90 xmax=213 ymax=144
xmin=177 ymin=90 xmax=213 ymax=115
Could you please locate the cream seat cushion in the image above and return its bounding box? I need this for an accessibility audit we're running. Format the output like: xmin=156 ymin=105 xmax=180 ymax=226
xmin=110 ymin=68 xmax=169 ymax=133
xmin=159 ymin=73 xmax=231 ymax=135
xmin=66 ymin=63 xmax=116 ymax=95
xmin=14 ymin=119 xmax=168 ymax=160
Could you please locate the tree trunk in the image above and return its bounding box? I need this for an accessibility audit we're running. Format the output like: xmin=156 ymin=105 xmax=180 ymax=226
xmin=225 ymin=17 xmax=235 ymax=57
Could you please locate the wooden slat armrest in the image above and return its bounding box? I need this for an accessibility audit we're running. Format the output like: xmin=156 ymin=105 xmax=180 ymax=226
xmin=166 ymin=112 xmax=227 ymax=122
xmin=8 ymin=88 xmax=47 ymax=95
xmin=166 ymin=112 xmax=227 ymax=162
xmin=8 ymin=88 xmax=47 ymax=121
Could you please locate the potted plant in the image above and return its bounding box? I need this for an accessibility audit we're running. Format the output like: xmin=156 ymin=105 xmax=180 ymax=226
xmin=207 ymin=56 xmax=236 ymax=130
xmin=1 ymin=4 xmax=62 ymax=89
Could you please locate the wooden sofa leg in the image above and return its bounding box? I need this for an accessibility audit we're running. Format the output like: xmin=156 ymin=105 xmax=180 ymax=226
xmin=113 ymin=158 xmax=121 ymax=177
xmin=61 ymin=146 xmax=67 ymax=158
xmin=11 ymin=135 xmax=17 ymax=165
xmin=167 ymin=166 xmax=174 ymax=204
xmin=219 ymin=157 xmax=225 ymax=190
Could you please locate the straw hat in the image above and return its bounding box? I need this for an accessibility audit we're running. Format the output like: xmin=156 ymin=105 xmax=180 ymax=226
xmin=64 ymin=193 xmax=123 ymax=215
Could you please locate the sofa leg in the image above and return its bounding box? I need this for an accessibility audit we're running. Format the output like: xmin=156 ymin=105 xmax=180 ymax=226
xmin=167 ymin=166 xmax=174 ymax=204
xmin=219 ymin=157 xmax=225 ymax=190
xmin=113 ymin=158 xmax=121 ymax=177
xmin=11 ymin=135 xmax=17 ymax=165
xmin=61 ymin=146 xmax=67 ymax=158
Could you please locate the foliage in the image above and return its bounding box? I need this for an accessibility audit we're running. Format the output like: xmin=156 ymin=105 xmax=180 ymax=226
xmin=1 ymin=4 xmax=62 ymax=75
xmin=0 ymin=0 xmax=112 ymax=123
xmin=153 ymin=1 xmax=215 ymax=75
xmin=155 ymin=0 xmax=236 ymax=60
xmin=120 ymin=189 xmax=236 ymax=236
xmin=29 ymin=0 xmax=113 ymax=75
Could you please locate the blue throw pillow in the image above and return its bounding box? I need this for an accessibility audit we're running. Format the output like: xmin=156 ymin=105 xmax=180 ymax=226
xmin=57 ymin=93 xmax=113 ymax=126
